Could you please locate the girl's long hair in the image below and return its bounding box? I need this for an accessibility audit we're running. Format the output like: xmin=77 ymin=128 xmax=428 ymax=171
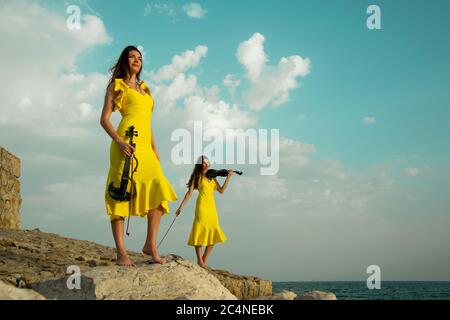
xmin=107 ymin=45 xmax=143 ymax=88
xmin=187 ymin=155 xmax=208 ymax=190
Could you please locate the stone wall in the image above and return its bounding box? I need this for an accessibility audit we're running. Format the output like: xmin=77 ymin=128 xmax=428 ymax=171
xmin=0 ymin=146 xmax=22 ymax=229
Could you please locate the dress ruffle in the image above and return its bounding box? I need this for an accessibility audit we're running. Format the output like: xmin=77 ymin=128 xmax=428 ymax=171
xmin=113 ymin=78 xmax=128 ymax=113
xmin=139 ymin=80 xmax=152 ymax=95
xmin=105 ymin=174 xmax=178 ymax=219
xmin=113 ymin=78 xmax=152 ymax=113
xmin=187 ymin=222 xmax=228 ymax=246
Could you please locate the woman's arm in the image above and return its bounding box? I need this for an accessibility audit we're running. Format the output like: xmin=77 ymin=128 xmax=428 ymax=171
xmin=175 ymin=183 xmax=195 ymax=216
xmin=151 ymin=126 xmax=160 ymax=161
xmin=214 ymin=170 xmax=233 ymax=194
xmin=100 ymin=83 xmax=135 ymax=156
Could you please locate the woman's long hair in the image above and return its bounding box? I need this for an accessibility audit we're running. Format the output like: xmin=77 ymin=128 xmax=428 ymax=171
xmin=107 ymin=45 xmax=143 ymax=88
xmin=187 ymin=155 xmax=208 ymax=190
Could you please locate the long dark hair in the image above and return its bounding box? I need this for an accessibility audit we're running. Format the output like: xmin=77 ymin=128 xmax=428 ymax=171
xmin=187 ymin=155 xmax=208 ymax=190
xmin=107 ymin=45 xmax=143 ymax=88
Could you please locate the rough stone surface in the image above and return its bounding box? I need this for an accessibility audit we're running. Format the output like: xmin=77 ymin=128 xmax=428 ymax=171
xmin=0 ymin=228 xmax=272 ymax=300
xmin=253 ymin=289 xmax=297 ymax=300
xmin=295 ymin=290 xmax=337 ymax=300
xmin=205 ymin=268 xmax=272 ymax=300
xmin=32 ymin=259 xmax=236 ymax=300
xmin=0 ymin=147 xmax=21 ymax=229
xmin=0 ymin=280 xmax=45 ymax=300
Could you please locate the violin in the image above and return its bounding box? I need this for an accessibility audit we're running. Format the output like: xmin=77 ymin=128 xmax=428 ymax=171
xmin=205 ymin=169 xmax=243 ymax=179
xmin=108 ymin=125 xmax=138 ymax=201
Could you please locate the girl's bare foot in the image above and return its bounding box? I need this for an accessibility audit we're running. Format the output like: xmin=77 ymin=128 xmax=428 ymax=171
xmin=142 ymin=244 xmax=166 ymax=264
xmin=197 ymin=258 xmax=206 ymax=268
xmin=142 ymin=245 xmax=151 ymax=256
xmin=116 ymin=252 xmax=135 ymax=267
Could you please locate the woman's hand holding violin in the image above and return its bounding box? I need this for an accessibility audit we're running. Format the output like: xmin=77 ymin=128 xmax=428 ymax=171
xmin=116 ymin=138 xmax=135 ymax=157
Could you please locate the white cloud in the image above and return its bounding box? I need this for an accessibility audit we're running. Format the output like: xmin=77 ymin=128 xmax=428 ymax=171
xmin=152 ymin=73 xmax=198 ymax=112
xmin=236 ymin=33 xmax=267 ymax=83
xmin=362 ymin=116 xmax=376 ymax=125
xmin=70 ymin=15 xmax=111 ymax=46
xmin=0 ymin=2 xmax=110 ymax=75
xmin=236 ymin=33 xmax=311 ymax=110
xmin=234 ymin=174 xmax=289 ymax=202
xmin=223 ymin=74 xmax=241 ymax=95
xmin=0 ymin=1 xmax=110 ymax=139
xmin=146 ymin=46 xmax=256 ymax=135
xmin=149 ymin=45 xmax=208 ymax=82
xmin=182 ymin=95 xmax=256 ymax=131
xmin=405 ymin=167 xmax=419 ymax=176
xmin=137 ymin=45 xmax=147 ymax=61
xmin=317 ymin=159 xmax=348 ymax=180
xmin=182 ymin=3 xmax=207 ymax=19
xmin=279 ymin=138 xmax=316 ymax=167
xmin=144 ymin=2 xmax=207 ymax=19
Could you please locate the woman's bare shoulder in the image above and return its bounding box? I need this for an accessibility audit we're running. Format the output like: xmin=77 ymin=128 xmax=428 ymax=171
xmin=105 ymin=81 xmax=117 ymax=97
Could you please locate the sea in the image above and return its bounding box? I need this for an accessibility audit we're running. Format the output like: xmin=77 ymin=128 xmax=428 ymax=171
xmin=272 ymin=281 xmax=450 ymax=300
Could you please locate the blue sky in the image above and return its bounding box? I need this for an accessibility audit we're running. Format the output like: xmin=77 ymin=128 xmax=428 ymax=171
xmin=1 ymin=0 xmax=450 ymax=281
xmin=69 ymin=0 xmax=450 ymax=169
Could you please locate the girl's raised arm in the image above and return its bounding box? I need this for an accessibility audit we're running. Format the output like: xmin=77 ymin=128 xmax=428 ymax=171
xmin=214 ymin=170 xmax=233 ymax=194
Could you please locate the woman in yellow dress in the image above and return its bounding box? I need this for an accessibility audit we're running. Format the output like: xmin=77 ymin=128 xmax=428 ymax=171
xmin=175 ymin=155 xmax=232 ymax=268
xmin=100 ymin=46 xmax=178 ymax=266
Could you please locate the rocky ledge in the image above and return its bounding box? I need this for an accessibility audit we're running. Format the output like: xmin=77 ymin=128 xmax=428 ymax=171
xmin=0 ymin=228 xmax=336 ymax=300
xmin=0 ymin=228 xmax=270 ymax=300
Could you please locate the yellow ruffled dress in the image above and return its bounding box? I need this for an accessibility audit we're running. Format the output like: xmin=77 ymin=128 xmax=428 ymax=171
xmin=104 ymin=78 xmax=178 ymax=221
xmin=187 ymin=175 xmax=228 ymax=246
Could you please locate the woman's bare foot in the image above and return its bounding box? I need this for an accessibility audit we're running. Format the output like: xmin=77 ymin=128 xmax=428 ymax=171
xmin=151 ymin=257 xmax=167 ymax=264
xmin=116 ymin=252 xmax=135 ymax=267
xmin=142 ymin=244 xmax=166 ymax=264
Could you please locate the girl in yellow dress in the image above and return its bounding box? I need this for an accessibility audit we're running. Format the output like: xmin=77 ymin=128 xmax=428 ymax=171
xmin=175 ymin=155 xmax=233 ymax=268
xmin=100 ymin=46 xmax=178 ymax=266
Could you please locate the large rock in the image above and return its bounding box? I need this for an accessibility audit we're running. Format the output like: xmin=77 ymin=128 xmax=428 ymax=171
xmin=253 ymin=290 xmax=297 ymax=300
xmin=295 ymin=290 xmax=337 ymax=300
xmin=32 ymin=258 xmax=236 ymax=300
xmin=0 ymin=228 xmax=272 ymax=300
xmin=0 ymin=280 xmax=45 ymax=300
xmin=0 ymin=147 xmax=21 ymax=229
xmin=206 ymin=268 xmax=272 ymax=300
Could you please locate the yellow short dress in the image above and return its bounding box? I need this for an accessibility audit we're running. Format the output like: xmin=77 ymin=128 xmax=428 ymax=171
xmin=188 ymin=175 xmax=228 ymax=246
xmin=104 ymin=78 xmax=178 ymax=221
